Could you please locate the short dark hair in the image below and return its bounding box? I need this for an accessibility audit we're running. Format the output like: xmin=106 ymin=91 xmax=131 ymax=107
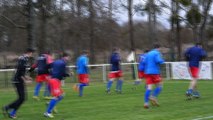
xmin=153 ymin=44 xmax=160 ymax=49
xmin=25 ymin=48 xmax=35 ymax=53
xmin=82 ymin=50 xmax=89 ymax=55
xmin=62 ymin=52 xmax=69 ymax=57
xmin=113 ymin=47 xmax=119 ymax=52
xmin=195 ymin=42 xmax=202 ymax=46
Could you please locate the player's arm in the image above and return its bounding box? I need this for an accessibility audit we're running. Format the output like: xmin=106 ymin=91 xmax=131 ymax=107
xmin=184 ymin=48 xmax=190 ymax=61
xmin=155 ymin=53 xmax=164 ymax=64
xmin=28 ymin=63 xmax=37 ymax=72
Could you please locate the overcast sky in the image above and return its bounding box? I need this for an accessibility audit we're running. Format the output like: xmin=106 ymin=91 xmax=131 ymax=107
xmin=114 ymin=0 xmax=213 ymax=29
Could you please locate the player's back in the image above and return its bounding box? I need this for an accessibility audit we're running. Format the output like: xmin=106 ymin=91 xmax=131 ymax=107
xmin=110 ymin=53 xmax=121 ymax=71
xmin=51 ymin=59 xmax=66 ymax=80
xmin=144 ymin=49 xmax=164 ymax=74
xmin=77 ymin=55 xmax=88 ymax=74
xmin=185 ymin=46 xmax=206 ymax=67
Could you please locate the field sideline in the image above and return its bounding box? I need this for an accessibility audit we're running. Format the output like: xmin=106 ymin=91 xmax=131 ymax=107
xmin=0 ymin=80 xmax=213 ymax=120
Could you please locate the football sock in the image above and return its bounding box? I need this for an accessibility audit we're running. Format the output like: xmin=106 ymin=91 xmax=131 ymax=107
xmin=117 ymin=80 xmax=123 ymax=91
xmin=47 ymin=99 xmax=57 ymax=113
xmin=107 ymin=80 xmax=113 ymax=90
xmin=144 ymin=89 xmax=151 ymax=103
xmin=34 ymin=83 xmax=42 ymax=96
xmin=44 ymin=84 xmax=50 ymax=97
xmin=79 ymin=83 xmax=88 ymax=97
xmin=152 ymin=86 xmax=162 ymax=97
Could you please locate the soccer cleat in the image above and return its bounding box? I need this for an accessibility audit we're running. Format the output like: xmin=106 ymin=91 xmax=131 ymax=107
xmin=106 ymin=89 xmax=111 ymax=94
xmin=192 ymin=91 xmax=200 ymax=98
xmin=33 ymin=96 xmax=40 ymax=101
xmin=44 ymin=96 xmax=53 ymax=100
xmin=143 ymin=103 xmax=149 ymax=109
xmin=44 ymin=112 xmax=54 ymax=118
xmin=186 ymin=91 xmax=193 ymax=100
xmin=2 ymin=106 xmax=9 ymax=117
xmin=72 ymin=84 xmax=79 ymax=92
xmin=115 ymin=90 xmax=122 ymax=94
xmin=149 ymin=96 xmax=160 ymax=106
xmin=9 ymin=114 xmax=17 ymax=119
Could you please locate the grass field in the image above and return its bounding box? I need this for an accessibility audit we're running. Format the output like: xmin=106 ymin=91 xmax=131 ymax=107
xmin=0 ymin=80 xmax=213 ymax=120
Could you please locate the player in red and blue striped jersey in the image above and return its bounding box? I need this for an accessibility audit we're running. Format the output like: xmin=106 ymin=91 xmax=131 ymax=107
xmin=30 ymin=51 xmax=53 ymax=100
xmin=43 ymin=53 xmax=70 ymax=118
xmin=73 ymin=50 xmax=90 ymax=97
xmin=184 ymin=43 xmax=207 ymax=99
xmin=106 ymin=48 xmax=123 ymax=94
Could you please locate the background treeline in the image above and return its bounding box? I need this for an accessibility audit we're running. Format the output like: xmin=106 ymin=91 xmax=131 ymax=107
xmin=1 ymin=0 xmax=213 ymax=67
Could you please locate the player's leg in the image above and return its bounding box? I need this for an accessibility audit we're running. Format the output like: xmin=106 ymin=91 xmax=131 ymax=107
xmin=115 ymin=71 xmax=123 ymax=93
xmin=106 ymin=72 xmax=115 ymax=93
xmin=149 ymin=75 xmax=162 ymax=106
xmin=78 ymin=74 xmax=89 ymax=97
xmin=44 ymin=79 xmax=63 ymax=118
xmin=116 ymin=78 xmax=123 ymax=93
xmin=144 ymin=84 xmax=152 ymax=109
xmin=7 ymin=83 xmax=25 ymax=118
xmin=33 ymin=75 xmax=44 ymax=100
xmin=186 ymin=67 xmax=199 ymax=99
xmin=79 ymin=83 xmax=88 ymax=97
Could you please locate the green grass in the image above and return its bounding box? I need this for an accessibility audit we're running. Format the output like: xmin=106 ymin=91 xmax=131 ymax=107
xmin=0 ymin=80 xmax=213 ymax=120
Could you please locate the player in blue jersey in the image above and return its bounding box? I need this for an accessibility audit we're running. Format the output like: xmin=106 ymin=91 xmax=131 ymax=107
xmin=143 ymin=44 xmax=164 ymax=109
xmin=30 ymin=51 xmax=53 ymax=100
xmin=44 ymin=52 xmax=70 ymax=118
xmin=2 ymin=48 xmax=35 ymax=119
xmin=133 ymin=50 xmax=149 ymax=86
xmin=106 ymin=48 xmax=123 ymax=94
xmin=184 ymin=43 xmax=207 ymax=99
xmin=73 ymin=50 xmax=90 ymax=97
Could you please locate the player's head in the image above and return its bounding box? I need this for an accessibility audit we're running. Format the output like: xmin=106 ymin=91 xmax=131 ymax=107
xmin=62 ymin=52 xmax=70 ymax=61
xmin=144 ymin=49 xmax=149 ymax=53
xmin=112 ymin=47 xmax=120 ymax=53
xmin=195 ymin=42 xmax=202 ymax=47
xmin=153 ymin=44 xmax=161 ymax=49
xmin=25 ymin=48 xmax=35 ymax=57
xmin=82 ymin=50 xmax=89 ymax=56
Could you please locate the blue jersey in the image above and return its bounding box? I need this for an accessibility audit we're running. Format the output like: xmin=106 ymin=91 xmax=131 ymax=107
xmin=138 ymin=53 xmax=146 ymax=72
xmin=76 ymin=55 xmax=89 ymax=74
xmin=34 ymin=54 xmax=53 ymax=75
xmin=144 ymin=49 xmax=164 ymax=74
xmin=185 ymin=46 xmax=207 ymax=67
xmin=51 ymin=59 xmax=68 ymax=80
xmin=110 ymin=52 xmax=121 ymax=71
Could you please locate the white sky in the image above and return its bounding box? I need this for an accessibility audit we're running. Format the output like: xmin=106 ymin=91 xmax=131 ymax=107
xmin=114 ymin=0 xmax=213 ymax=29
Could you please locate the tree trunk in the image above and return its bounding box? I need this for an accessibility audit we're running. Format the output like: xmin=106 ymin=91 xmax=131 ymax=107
xmin=175 ymin=1 xmax=181 ymax=61
xmin=128 ymin=0 xmax=134 ymax=50
xmin=27 ymin=0 xmax=35 ymax=49
xmin=89 ymin=0 xmax=95 ymax=64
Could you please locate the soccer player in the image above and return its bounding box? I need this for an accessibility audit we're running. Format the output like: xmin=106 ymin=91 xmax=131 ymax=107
xmin=143 ymin=44 xmax=164 ymax=109
xmin=30 ymin=50 xmax=53 ymax=100
xmin=44 ymin=52 xmax=70 ymax=118
xmin=133 ymin=50 xmax=149 ymax=86
xmin=73 ymin=50 xmax=90 ymax=97
xmin=106 ymin=48 xmax=123 ymax=94
xmin=184 ymin=43 xmax=207 ymax=99
xmin=2 ymin=48 xmax=35 ymax=119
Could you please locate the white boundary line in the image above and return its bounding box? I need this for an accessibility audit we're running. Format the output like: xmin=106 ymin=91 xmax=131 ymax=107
xmin=192 ymin=116 xmax=213 ymax=120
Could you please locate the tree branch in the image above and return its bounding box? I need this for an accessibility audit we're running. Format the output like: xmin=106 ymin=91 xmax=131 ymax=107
xmin=0 ymin=15 xmax=26 ymax=29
